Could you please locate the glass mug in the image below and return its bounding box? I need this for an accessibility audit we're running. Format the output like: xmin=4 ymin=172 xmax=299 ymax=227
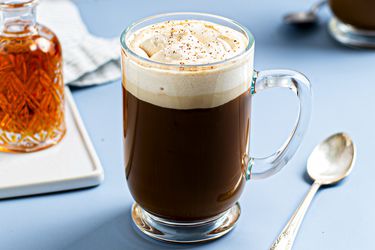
xmin=121 ymin=13 xmax=312 ymax=243
xmin=329 ymin=0 xmax=375 ymax=48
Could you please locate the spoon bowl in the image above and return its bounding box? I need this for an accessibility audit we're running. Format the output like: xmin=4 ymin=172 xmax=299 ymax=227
xmin=307 ymin=132 xmax=356 ymax=185
xmin=283 ymin=0 xmax=327 ymax=27
xmin=284 ymin=12 xmax=318 ymax=26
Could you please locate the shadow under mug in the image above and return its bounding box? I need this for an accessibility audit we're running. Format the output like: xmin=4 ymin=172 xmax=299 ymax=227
xmin=329 ymin=0 xmax=375 ymax=48
xmin=120 ymin=12 xmax=312 ymax=243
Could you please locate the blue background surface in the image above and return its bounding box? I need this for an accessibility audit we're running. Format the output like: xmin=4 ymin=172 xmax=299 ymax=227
xmin=1 ymin=0 xmax=374 ymax=249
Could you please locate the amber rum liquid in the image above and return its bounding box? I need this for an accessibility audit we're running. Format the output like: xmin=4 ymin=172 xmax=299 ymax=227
xmin=0 ymin=0 xmax=65 ymax=152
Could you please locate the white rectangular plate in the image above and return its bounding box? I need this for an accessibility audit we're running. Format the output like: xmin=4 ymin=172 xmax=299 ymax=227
xmin=0 ymin=87 xmax=104 ymax=199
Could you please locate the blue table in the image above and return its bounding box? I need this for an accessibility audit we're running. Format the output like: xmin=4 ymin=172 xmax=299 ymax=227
xmin=1 ymin=0 xmax=374 ymax=249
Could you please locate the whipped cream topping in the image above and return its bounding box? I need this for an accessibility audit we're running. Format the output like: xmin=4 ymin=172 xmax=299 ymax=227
xmin=122 ymin=19 xmax=254 ymax=109
xmin=126 ymin=20 xmax=248 ymax=65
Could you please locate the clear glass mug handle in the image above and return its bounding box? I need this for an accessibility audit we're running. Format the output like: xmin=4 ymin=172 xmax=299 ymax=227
xmin=244 ymin=69 xmax=312 ymax=180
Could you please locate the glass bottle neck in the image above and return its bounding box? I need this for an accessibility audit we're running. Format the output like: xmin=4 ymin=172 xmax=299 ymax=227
xmin=0 ymin=5 xmax=37 ymax=36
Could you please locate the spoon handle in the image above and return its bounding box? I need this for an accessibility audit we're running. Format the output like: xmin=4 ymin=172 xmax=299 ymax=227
xmin=311 ymin=0 xmax=327 ymax=13
xmin=270 ymin=181 xmax=321 ymax=250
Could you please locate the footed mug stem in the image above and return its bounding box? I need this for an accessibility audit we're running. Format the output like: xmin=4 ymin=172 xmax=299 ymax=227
xmin=245 ymin=69 xmax=312 ymax=180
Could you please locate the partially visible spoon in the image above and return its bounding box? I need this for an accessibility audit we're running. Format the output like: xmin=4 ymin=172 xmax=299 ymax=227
xmin=284 ymin=0 xmax=327 ymax=27
xmin=270 ymin=132 xmax=356 ymax=250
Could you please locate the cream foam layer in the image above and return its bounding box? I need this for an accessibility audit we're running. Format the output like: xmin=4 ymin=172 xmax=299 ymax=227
xmin=127 ymin=20 xmax=248 ymax=65
xmin=123 ymin=20 xmax=254 ymax=109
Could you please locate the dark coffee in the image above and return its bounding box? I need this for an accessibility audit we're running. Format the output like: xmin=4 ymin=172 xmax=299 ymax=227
xmin=123 ymin=87 xmax=251 ymax=221
xmin=330 ymin=0 xmax=375 ymax=30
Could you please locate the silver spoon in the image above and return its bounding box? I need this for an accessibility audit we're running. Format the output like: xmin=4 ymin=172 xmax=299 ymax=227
xmin=284 ymin=0 xmax=327 ymax=27
xmin=270 ymin=132 xmax=356 ymax=250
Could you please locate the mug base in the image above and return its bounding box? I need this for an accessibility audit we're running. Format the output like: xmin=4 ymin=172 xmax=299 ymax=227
xmin=329 ymin=17 xmax=375 ymax=48
xmin=131 ymin=202 xmax=241 ymax=243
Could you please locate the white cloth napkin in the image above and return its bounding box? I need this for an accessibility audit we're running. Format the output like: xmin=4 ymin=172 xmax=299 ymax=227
xmin=38 ymin=0 xmax=121 ymax=86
